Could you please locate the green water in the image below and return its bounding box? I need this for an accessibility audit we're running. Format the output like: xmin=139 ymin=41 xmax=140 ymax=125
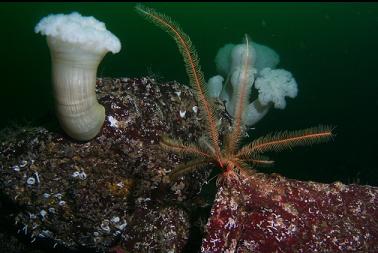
xmin=0 ymin=2 xmax=377 ymax=186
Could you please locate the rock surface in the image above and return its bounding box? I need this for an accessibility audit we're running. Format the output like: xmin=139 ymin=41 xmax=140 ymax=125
xmin=0 ymin=77 xmax=231 ymax=252
xmin=202 ymin=170 xmax=378 ymax=253
xmin=1 ymin=77 xmax=377 ymax=253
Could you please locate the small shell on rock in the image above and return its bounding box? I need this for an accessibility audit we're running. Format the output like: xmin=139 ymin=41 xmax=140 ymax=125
xmin=29 ymin=213 xmax=37 ymax=219
xmin=34 ymin=172 xmax=40 ymax=183
xmin=107 ymin=115 xmax=119 ymax=128
xmin=19 ymin=160 xmax=28 ymax=168
xmin=78 ymin=171 xmax=87 ymax=180
xmin=175 ymin=91 xmax=182 ymax=97
xmin=179 ymin=110 xmax=186 ymax=118
xmin=40 ymin=210 xmax=47 ymax=219
xmin=27 ymin=177 xmax=36 ymax=185
xmin=54 ymin=193 xmax=62 ymax=199
xmin=101 ymin=219 xmax=111 ymax=232
xmin=72 ymin=171 xmax=80 ymax=177
xmin=111 ymin=216 xmax=120 ymax=224
xmin=72 ymin=171 xmax=87 ymax=180
xmin=115 ymin=220 xmax=127 ymax=230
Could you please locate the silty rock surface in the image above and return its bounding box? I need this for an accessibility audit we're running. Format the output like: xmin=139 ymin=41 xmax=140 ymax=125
xmin=202 ymin=171 xmax=378 ymax=253
xmin=0 ymin=77 xmax=231 ymax=252
xmin=2 ymin=76 xmax=377 ymax=253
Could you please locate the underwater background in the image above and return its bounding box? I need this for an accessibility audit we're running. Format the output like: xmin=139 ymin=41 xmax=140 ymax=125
xmin=0 ymin=2 xmax=377 ymax=186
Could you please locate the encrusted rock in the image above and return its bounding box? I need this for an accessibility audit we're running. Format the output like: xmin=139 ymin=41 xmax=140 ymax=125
xmin=202 ymin=171 xmax=378 ymax=252
xmin=0 ymin=77 xmax=231 ymax=252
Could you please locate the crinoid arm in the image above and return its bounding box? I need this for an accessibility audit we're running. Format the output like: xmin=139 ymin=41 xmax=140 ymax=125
xmin=237 ymin=125 xmax=334 ymax=158
xmin=169 ymin=158 xmax=211 ymax=181
xmin=160 ymin=135 xmax=211 ymax=159
xmin=242 ymin=154 xmax=275 ymax=168
xmin=225 ymin=34 xmax=253 ymax=156
xmin=136 ymin=4 xmax=221 ymax=160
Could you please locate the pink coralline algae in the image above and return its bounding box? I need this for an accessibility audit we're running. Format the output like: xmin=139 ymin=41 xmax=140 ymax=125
xmin=202 ymin=171 xmax=378 ymax=253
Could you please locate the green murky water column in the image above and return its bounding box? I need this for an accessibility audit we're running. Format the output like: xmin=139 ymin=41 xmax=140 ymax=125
xmin=0 ymin=2 xmax=377 ymax=185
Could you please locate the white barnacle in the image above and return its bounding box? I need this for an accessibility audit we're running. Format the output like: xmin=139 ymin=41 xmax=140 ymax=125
xmin=224 ymin=217 xmax=237 ymax=229
xmin=27 ymin=177 xmax=36 ymax=185
xmin=116 ymin=181 xmax=124 ymax=188
xmin=116 ymin=220 xmax=127 ymax=230
xmin=210 ymin=238 xmax=221 ymax=247
xmin=13 ymin=165 xmax=20 ymax=172
xmin=179 ymin=110 xmax=186 ymax=118
xmin=192 ymin=105 xmax=198 ymax=113
xmin=229 ymin=197 xmax=238 ymax=211
xmin=78 ymin=171 xmax=87 ymax=180
xmin=107 ymin=115 xmax=119 ymax=128
xmin=19 ymin=160 xmax=28 ymax=168
xmin=42 ymin=230 xmax=53 ymax=239
xmin=101 ymin=219 xmax=111 ymax=232
xmin=80 ymin=171 xmax=87 ymax=180
xmin=34 ymin=172 xmax=40 ymax=183
xmin=40 ymin=210 xmax=47 ymax=219
xmin=54 ymin=193 xmax=63 ymax=199
xmin=22 ymin=224 xmax=28 ymax=235
xmin=29 ymin=213 xmax=37 ymax=219
xmin=72 ymin=171 xmax=80 ymax=178
xmin=111 ymin=216 xmax=120 ymax=224
xmin=175 ymin=91 xmax=182 ymax=97
xmin=113 ymin=230 xmax=121 ymax=236
xmin=72 ymin=171 xmax=87 ymax=180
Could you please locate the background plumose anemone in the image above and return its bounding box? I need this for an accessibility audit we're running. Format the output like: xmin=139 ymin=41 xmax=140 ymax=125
xmin=255 ymin=67 xmax=298 ymax=109
xmin=208 ymin=39 xmax=297 ymax=127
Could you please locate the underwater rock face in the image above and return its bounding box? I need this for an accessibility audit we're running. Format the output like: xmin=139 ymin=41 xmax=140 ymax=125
xmin=0 ymin=77 xmax=231 ymax=252
xmin=202 ymin=172 xmax=378 ymax=253
xmin=1 ymin=77 xmax=378 ymax=253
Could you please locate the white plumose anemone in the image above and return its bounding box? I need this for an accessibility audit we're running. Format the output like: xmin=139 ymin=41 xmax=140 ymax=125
xmin=210 ymin=39 xmax=297 ymax=127
xmin=245 ymin=68 xmax=298 ymax=126
xmin=35 ymin=12 xmax=121 ymax=141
